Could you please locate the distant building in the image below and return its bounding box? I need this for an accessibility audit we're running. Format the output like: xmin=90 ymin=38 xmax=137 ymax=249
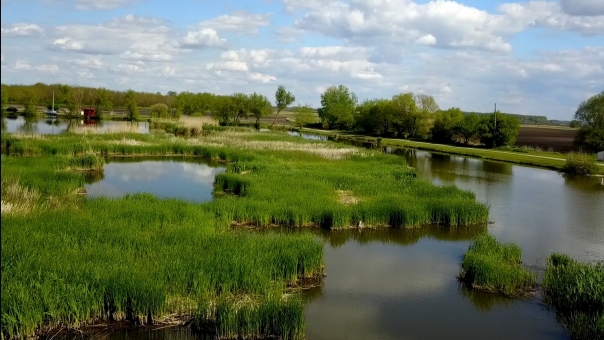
xmin=81 ymin=108 xmax=97 ymax=118
xmin=598 ymin=151 xmax=604 ymax=162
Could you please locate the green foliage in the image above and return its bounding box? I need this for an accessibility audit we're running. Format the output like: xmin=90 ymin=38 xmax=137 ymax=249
xmin=563 ymin=153 xmax=599 ymax=175
xmin=149 ymin=103 xmax=169 ymax=119
xmin=248 ymin=93 xmax=272 ymax=128
xmin=391 ymin=93 xmax=428 ymax=138
xmin=292 ymin=104 xmax=316 ymax=129
xmin=125 ymin=90 xmax=139 ymax=122
xmin=319 ymin=85 xmax=358 ymax=130
xmin=273 ymin=85 xmax=295 ymax=125
xmin=477 ymin=112 xmax=520 ymax=148
xmin=576 ymin=127 xmax=604 ymax=153
xmin=543 ymin=253 xmax=604 ymax=339
xmin=1 ymin=86 xmax=8 ymax=111
xmin=459 ymin=234 xmax=535 ymax=296
xmin=431 ymin=107 xmax=463 ymax=143
xmin=22 ymin=91 xmax=38 ymax=117
xmin=455 ymin=113 xmax=481 ymax=144
xmin=574 ymin=91 xmax=604 ymax=129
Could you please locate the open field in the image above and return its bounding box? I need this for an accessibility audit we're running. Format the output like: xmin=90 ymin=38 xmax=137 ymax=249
xmin=0 ymin=128 xmax=488 ymax=339
xmin=516 ymin=125 xmax=578 ymax=152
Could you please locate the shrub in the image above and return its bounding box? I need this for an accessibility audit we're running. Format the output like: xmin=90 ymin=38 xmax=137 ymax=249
xmin=563 ymin=153 xmax=599 ymax=175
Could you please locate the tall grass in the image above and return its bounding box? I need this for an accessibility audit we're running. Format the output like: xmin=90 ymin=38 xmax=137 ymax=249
xmin=563 ymin=153 xmax=599 ymax=175
xmin=543 ymin=253 xmax=604 ymax=339
xmin=458 ymin=234 xmax=536 ymax=296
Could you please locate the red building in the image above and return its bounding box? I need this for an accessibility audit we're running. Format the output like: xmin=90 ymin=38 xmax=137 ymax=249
xmin=82 ymin=108 xmax=97 ymax=118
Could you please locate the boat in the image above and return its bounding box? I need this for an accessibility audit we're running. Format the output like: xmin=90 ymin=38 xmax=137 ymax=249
xmin=45 ymin=90 xmax=57 ymax=116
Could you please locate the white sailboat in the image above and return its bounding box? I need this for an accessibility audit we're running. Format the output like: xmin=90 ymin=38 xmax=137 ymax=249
xmin=45 ymin=90 xmax=57 ymax=116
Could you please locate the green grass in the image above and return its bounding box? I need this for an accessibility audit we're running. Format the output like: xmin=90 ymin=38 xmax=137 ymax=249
xmin=543 ymin=253 xmax=604 ymax=339
xmin=458 ymin=234 xmax=536 ymax=296
xmin=298 ymin=128 xmax=603 ymax=174
xmin=563 ymin=153 xmax=600 ymax=175
xmin=1 ymin=129 xmax=489 ymax=338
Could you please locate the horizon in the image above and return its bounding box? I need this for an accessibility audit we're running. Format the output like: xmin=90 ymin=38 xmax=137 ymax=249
xmin=1 ymin=0 xmax=603 ymax=121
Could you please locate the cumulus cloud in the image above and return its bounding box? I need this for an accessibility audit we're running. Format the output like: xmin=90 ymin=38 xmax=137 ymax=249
xmin=559 ymin=0 xmax=604 ymax=16
xmin=1 ymin=23 xmax=43 ymax=37
xmin=75 ymin=0 xmax=141 ymax=10
xmin=180 ymin=29 xmax=227 ymax=49
xmin=196 ymin=11 xmax=272 ymax=34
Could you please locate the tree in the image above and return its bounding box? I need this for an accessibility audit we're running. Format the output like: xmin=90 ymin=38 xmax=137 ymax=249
xmin=456 ymin=113 xmax=481 ymax=144
xmin=292 ymin=104 xmax=316 ymax=130
xmin=1 ymin=87 xmax=8 ymax=111
xmin=415 ymin=94 xmax=440 ymax=114
xmin=319 ymin=85 xmax=357 ymax=130
xmin=231 ymin=93 xmax=249 ymax=123
xmin=150 ymin=103 xmax=169 ymax=119
xmin=125 ymin=90 xmax=139 ymax=121
xmin=213 ymin=95 xmax=236 ymax=125
xmin=67 ymin=87 xmax=85 ymax=117
xmin=94 ymin=88 xmax=113 ymax=118
xmin=248 ymin=93 xmax=272 ymax=129
xmin=22 ymin=90 xmax=38 ymax=117
xmin=573 ymin=91 xmax=604 ymax=152
xmin=273 ymin=85 xmax=295 ymax=125
xmin=477 ymin=112 xmax=520 ymax=148
xmin=431 ymin=107 xmax=463 ymax=143
xmin=390 ymin=93 xmax=426 ymax=138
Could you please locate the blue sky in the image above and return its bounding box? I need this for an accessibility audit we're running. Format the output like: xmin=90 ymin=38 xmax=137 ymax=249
xmin=1 ymin=0 xmax=603 ymax=120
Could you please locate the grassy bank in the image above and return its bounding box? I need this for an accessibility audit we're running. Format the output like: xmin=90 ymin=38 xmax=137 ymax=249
xmin=298 ymin=128 xmax=603 ymax=174
xmin=1 ymin=129 xmax=488 ymax=339
xmin=458 ymin=235 xmax=536 ymax=296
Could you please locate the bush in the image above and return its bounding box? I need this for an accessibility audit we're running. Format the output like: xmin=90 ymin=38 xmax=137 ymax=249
xmin=458 ymin=234 xmax=535 ymax=296
xmin=563 ymin=153 xmax=599 ymax=175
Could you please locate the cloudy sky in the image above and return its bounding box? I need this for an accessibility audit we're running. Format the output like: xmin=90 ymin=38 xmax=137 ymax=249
xmin=1 ymin=0 xmax=603 ymax=119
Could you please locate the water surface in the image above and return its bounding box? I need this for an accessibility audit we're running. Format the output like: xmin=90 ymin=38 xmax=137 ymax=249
xmin=1 ymin=116 xmax=150 ymax=134
xmin=85 ymin=159 xmax=225 ymax=202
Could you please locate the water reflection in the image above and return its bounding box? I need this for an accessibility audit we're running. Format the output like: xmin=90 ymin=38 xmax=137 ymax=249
xmin=85 ymin=159 xmax=225 ymax=202
xmin=1 ymin=116 xmax=150 ymax=134
xmin=288 ymin=131 xmax=329 ymax=141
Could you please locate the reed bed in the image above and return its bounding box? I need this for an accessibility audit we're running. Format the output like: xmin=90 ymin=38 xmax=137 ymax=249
xmin=458 ymin=235 xmax=536 ymax=296
xmin=543 ymin=253 xmax=604 ymax=339
xmin=1 ymin=129 xmax=489 ymax=338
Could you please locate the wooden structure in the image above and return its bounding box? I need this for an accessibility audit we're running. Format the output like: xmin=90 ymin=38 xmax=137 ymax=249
xmin=81 ymin=108 xmax=97 ymax=118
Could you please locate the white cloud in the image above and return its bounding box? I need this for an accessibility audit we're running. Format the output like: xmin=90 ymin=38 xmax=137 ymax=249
xmin=559 ymin=0 xmax=604 ymax=16
xmin=53 ymin=37 xmax=84 ymax=51
xmin=196 ymin=12 xmax=271 ymax=34
xmin=36 ymin=64 xmax=59 ymax=73
xmin=416 ymin=34 xmax=437 ymax=46
xmin=180 ymin=29 xmax=227 ymax=49
xmin=75 ymin=0 xmax=141 ymax=10
xmin=249 ymin=72 xmax=276 ymax=83
xmin=207 ymin=61 xmax=249 ymax=72
xmin=1 ymin=23 xmax=43 ymax=37
xmin=15 ymin=60 xmax=31 ymax=70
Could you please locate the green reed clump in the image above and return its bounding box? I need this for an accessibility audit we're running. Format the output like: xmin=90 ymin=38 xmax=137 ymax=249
xmin=543 ymin=253 xmax=604 ymax=312
xmin=459 ymin=234 xmax=535 ymax=296
xmin=563 ymin=153 xmax=600 ymax=175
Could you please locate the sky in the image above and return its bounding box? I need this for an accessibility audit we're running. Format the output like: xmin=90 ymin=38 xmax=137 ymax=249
xmin=1 ymin=0 xmax=603 ymax=120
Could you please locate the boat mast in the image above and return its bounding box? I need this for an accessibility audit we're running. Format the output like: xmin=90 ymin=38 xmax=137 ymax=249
xmin=52 ymin=91 xmax=55 ymax=112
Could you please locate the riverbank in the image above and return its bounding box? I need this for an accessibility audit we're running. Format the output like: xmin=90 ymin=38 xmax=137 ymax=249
xmin=297 ymin=127 xmax=603 ymax=174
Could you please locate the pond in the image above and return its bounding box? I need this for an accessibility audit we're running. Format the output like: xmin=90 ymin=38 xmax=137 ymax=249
xmin=1 ymin=116 xmax=150 ymax=134
xmin=53 ymin=134 xmax=604 ymax=339
xmin=85 ymin=158 xmax=225 ymax=202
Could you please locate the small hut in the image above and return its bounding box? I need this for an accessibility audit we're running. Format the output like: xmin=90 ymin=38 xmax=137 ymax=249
xmin=598 ymin=151 xmax=604 ymax=162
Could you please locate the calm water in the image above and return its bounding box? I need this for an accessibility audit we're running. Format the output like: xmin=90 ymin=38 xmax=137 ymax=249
xmin=1 ymin=116 xmax=150 ymax=134
xmin=40 ymin=133 xmax=604 ymax=339
xmin=85 ymin=159 xmax=225 ymax=202
xmin=288 ymin=131 xmax=329 ymax=141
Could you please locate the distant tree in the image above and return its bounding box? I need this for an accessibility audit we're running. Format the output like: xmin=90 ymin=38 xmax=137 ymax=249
xmin=477 ymin=112 xmax=520 ymax=148
xmin=94 ymin=88 xmax=113 ymax=118
xmin=58 ymin=84 xmax=71 ymax=105
xmin=248 ymin=93 xmax=272 ymax=129
xmin=167 ymin=91 xmax=178 ymax=97
xmin=213 ymin=96 xmax=236 ymax=125
xmin=319 ymin=85 xmax=357 ymax=130
xmin=150 ymin=103 xmax=169 ymax=119
xmin=292 ymin=104 xmax=316 ymax=130
xmin=569 ymin=120 xmax=581 ymax=128
xmin=456 ymin=113 xmax=481 ymax=144
xmin=573 ymin=91 xmax=604 ymax=152
xmin=231 ymin=93 xmax=249 ymax=123
xmin=390 ymin=93 xmax=429 ymax=138
xmin=431 ymin=107 xmax=463 ymax=143
xmin=22 ymin=90 xmax=38 ymax=117
xmin=273 ymin=85 xmax=295 ymax=125
xmin=125 ymin=90 xmax=139 ymax=121
xmin=415 ymin=94 xmax=440 ymax=114
xmin=1 ymin=87 xmax=8 ymax=111
xmin=67 ymin=87 xmax=85 ymax=117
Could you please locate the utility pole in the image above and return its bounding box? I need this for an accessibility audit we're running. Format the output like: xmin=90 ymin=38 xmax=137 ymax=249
xmin=493 ymin=103 xmax=497 ymax=148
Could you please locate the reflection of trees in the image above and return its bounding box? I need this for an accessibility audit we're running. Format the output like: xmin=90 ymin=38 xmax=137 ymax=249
xmin=18 ymin=116 xmax=38 ymax=134
xmin=83 ymin=171 xmax=105 ymax=184
xmin=1 ymin=117 xmax=5 ymax=131
xmin=459 ymin=285 xmax=516 ymax=312
xmin=563 ymin=174 xmax=604 ymax=192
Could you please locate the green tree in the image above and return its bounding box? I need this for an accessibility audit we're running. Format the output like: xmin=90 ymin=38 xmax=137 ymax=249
xmin=213 ymin=96 xmax=236 ymax=125
xmin=125 ymin=90 xmax=139 ymax=121
xmin=573 ymin=91 xmax=604 ymax=152
xmin=1 ymin=86 xmax=8 ymax=111
xmin=273 ymin=85 xmax=295 ymax=125
xmin=415 ymin=94 xmax=440 ymax=114
xmin=319 ymin=85 xmax=357 ymax=130
xmin=390 ymin=93 xmax=424 ymax=137
xmin=67 ymin=87 xmax=85 ymax=118
xmin=292 ymin=104 xmax=316 ymax=130
xmin=231 ymin=93 xmax=249 ymax=124
xmin=431 ymin=107 xmax=463 ymax=143
xmin=22 ymin=90 xmax=38 ymax=117
xmin=94 ymin=88 xmax=112 ymax=119
xmin=248 ymin=93 xmax=272 ymax=129
xmin=150 ymin=103 xmax=169 ymax=119
xmin=477 ymin=112 xmax=520 ymax=148
xmin=456 ymin=113 xmax=481 ymax=144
